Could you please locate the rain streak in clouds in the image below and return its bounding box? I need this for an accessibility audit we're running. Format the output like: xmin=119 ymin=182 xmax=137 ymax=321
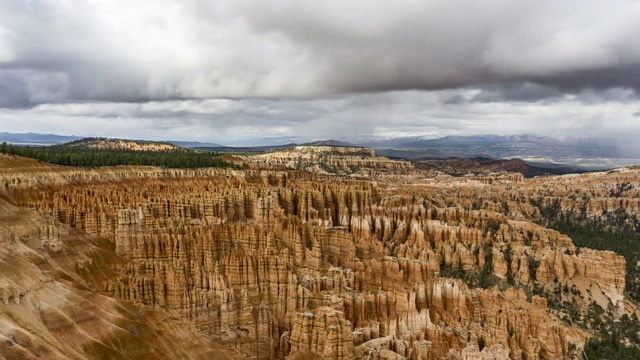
xmin=1 ymin=0 xmax=640 ymax=143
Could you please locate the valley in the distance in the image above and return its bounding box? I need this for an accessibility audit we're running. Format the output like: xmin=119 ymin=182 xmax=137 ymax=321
xmin=1 ymin=137 xmax=639 ymax=359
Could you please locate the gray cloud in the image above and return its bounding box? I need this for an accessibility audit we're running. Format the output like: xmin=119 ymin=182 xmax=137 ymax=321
xmin=0 ymin=70 xmax=31 ymax=108
xmin=535 ymin=64 xmax=640 ymax=92
xmin=2 ymin=1 xmax=640 ymax=145
xmin=469 ymin=83 xmax=563 ymax=103
xmin=231 ymin=0 xmax=640 ymax=94
xmin=1 ymin=89 xmax=639 ymax=145
xmin=2 ymin=0 xmax=640 ymax=107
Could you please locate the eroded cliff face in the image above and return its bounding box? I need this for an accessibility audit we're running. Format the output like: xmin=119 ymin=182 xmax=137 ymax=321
xmin=0 ymin=154 xmax=632 ymax=359
xmin=0 ymin=181 xmax=245 ymax=359
xmin=248 ymin=145 xmax=413 ymax=176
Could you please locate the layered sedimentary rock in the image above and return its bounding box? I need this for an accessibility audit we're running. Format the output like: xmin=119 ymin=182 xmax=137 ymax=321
xmin=1 ymin=153 xmax=635 ymax=359
xmin=249 ymin=145 xmax=413 ymax=176
xmin=0 ymin=183 xmax=244 ymax=359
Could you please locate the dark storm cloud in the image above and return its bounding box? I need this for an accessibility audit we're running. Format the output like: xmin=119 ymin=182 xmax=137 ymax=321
xmin=468 ymin=83 xmax=563 ymax=103
xmin=0 ymin=70 xmax=30 ymax=108
xmin=2 ymin=0 xmax=640 ymax=107
xmin=459 ymin=82 xmax=638 ymax=105
xmin=233 ymin=0 xmax=640 ymax=94
xmin=535 ymin=64 xmax=640 ymax=92
xmin=0 ymin=69 xmax=70 ymax=108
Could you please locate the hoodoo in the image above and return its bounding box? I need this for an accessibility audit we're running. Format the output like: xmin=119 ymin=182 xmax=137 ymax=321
xmin=1 ymin=152 xmax=637 ymax=359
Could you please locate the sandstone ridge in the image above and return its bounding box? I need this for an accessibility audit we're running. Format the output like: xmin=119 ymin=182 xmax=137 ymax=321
xmin=63 ymin=137 xmax=182 ymax=152
xmin=249 ymin=145 xmax=413 ymax=176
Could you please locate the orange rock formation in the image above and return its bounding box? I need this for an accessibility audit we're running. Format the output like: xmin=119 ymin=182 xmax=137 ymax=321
xmin=0 ymin=153 xmax=634 ymax=359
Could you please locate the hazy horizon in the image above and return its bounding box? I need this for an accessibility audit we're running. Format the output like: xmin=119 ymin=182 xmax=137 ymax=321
xmin=2 ymin=1 xmax=640 ymax=146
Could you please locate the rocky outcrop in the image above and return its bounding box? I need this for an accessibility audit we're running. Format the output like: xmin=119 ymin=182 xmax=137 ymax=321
xmin=287 ymin=307 xmax=354 ymax=359
xmin=461 ymin=343 xmax=510 ymax=360
xmin=249 ymin=146 xmax=413 ymax=176
xmin=0 ymin=189 xmax=245 ymax=359
xmin=1 ymin=154 xmax=635 ymax=359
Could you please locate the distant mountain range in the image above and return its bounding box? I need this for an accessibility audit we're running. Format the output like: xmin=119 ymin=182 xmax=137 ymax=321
xmin=411 ymin=157 xmax=585 ymax=178
xmin=3 ymin=132 xmax=639 ymax=169
xmin=352 ymin=134 xmax=640 ymax=169
xmin=355 ymin=134 xmax=625 ymax=158
xmin=0 ymin=133 xmax=228 ymax=149
xmin=0 ymin=132 xmax=82 ymax=145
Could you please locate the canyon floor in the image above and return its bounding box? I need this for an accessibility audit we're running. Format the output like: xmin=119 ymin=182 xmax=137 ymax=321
xmin=0 ymin=146 xmax=639 ymax=359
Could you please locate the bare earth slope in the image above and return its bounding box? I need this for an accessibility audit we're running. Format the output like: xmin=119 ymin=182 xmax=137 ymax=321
xmin=0 ymin=153 xmax=636 ymax=359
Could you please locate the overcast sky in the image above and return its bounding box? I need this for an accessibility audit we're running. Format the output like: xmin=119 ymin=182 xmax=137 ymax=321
xmin=1 ymin=0 xmax=640 ymax=145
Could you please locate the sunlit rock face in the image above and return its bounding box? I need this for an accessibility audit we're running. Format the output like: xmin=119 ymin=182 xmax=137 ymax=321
xmin=248 ymin=145 xmax=413 ymax=176
xmin=0 ymin=153 xmax=634 ymax=359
